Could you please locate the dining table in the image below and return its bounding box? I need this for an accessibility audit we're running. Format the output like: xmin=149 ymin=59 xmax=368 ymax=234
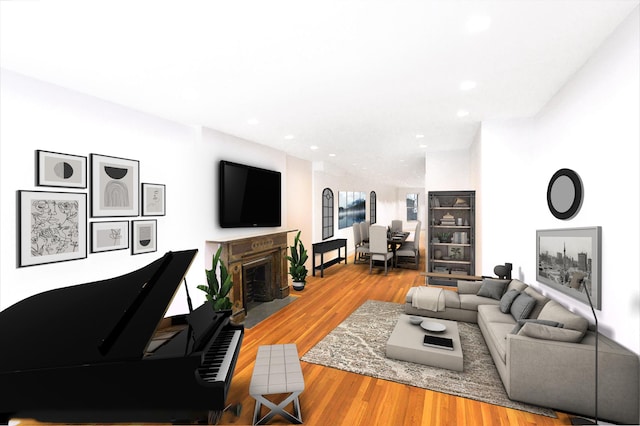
xmin=388 ymin=231 xmax=409 ymax=267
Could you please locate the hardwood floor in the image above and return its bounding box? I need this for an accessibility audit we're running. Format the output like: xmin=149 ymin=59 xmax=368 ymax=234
xmin=15 ymin=250 xmax=572 ymax=426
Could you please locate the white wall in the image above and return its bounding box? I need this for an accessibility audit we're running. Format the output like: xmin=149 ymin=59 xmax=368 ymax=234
xmin=479 ymin=7 xmax=640 ymax=353
xmin=0 ymin=70 xmax=293 ymax=317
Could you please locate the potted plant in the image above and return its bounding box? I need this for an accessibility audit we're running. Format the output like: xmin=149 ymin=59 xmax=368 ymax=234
xmin=287 ymin=230 xmax=308 ymax=291
xmin=197 ymin=246 xmax=233 ymax=311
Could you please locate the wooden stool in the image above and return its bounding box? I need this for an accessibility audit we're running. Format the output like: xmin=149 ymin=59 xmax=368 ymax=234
xmin=249 ymin=344 xmax=305 ymax=425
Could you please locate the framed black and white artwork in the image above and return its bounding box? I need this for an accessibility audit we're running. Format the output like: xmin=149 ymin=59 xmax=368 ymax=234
xmin=18 ymin=190 xmax=87 ymax=267
xmin=90 ymin=221 xmax=129 ymax=253
xmin=131 ymin=219 xmax=157 ymax=255
xmin=90 ymin=154 xmax=139 ymax=217
xmin=536 ymin=227 xmax=602 ymax=309
xmin=141 ymin=183 xmax=166 ymax=216
xmin=36 ymin=150 xmax=87 ymax=188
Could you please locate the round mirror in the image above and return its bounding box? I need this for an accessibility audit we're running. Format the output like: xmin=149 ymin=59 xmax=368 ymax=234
xmin=547 ymin=169 xmax=583 ymax=220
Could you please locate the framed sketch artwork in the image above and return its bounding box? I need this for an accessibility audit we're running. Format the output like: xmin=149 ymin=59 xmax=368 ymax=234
xmin=90 ymin=221 xmax=129 ymax=253
xmin=132 ymin=219 xmax=157 ymax=255
xmin=536 ymin=227 xmax=602 ymax=309
xmin=36 ymin=150 xmax=87 ymax=188
xmin=141 ymin=183 xmax=166 ymax=216
xmin=18 ymin=190 xmax=87 ymax=267
xmin=90 ymin=154 xmax=139 ymax=217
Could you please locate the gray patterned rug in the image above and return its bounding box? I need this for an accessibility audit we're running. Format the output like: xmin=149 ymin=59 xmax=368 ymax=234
xmin=301 ymin=300 xmax=556 ymax=418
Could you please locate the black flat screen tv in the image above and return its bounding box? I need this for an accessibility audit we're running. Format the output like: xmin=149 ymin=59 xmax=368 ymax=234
xmin=219 ymin=160 xmax=281 ymax=228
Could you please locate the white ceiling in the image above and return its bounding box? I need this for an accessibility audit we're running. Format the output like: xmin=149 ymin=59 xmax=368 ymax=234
xmin=1 ymin=1 xmax=637 ymax=187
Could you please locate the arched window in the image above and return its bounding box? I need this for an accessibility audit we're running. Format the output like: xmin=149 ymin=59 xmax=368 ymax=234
xmin=322 ymin=188 xmax=334 ymax=240
xmin=370 ymin=191 xmax=377 ymax=224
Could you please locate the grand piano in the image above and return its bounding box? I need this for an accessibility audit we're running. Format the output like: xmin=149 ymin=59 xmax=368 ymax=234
xmin=0 ymin=249 xmax=243 ymax=424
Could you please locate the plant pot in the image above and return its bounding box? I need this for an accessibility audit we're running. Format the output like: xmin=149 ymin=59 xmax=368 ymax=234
xmin=292 ymin=281 xmax=306 ymax=291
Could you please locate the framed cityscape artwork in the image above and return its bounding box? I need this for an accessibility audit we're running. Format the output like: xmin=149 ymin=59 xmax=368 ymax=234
xmin=536 ymin=227 xmax=602 ymax=309
xmin=90 ymin=154 xmax=139 ymax=217
xmin=36 ymin=150 xmax=87 ymax=188
xmin=18 ymin=190 xmax=87 ymax=267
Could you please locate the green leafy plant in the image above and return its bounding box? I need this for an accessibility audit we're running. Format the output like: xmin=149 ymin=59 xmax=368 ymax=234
xmin=197 ymin=246 xmax=233 ymax=311
xmin=287 ymin=230 xmax=308 ymax=283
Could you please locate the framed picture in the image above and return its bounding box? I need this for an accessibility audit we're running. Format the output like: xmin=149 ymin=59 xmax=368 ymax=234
xmin=338 ymin=191 xmax=366 ymax=229
xmin=90 ymin=154 xmax=139 ymax=217
xmin=132 ymin=219 xmax=157 ymax=255
xmin=36 ymin=150 xmax=87 ymax=188
xmin=90 ymin=221 xmax=129 ymax=253
xmin=141 ymin=183 xmax=166 ymax=216
xmin=536 ymin=227 xmax=602 ymax=309
xmin=18 ymin=190 xmax=87 ymax=267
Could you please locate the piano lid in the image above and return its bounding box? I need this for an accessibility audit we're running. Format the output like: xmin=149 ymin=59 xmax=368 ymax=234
xmin=0 ymin=249 xmax=198 ymax=373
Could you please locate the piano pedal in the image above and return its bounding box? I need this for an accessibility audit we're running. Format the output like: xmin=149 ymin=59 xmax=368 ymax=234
xmin=206 ymin=403 xmax=241 ymax=425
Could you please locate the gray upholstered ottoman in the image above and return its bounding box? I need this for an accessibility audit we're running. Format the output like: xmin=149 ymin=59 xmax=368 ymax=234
xmin=249 ymin=343 xmax=305 ymax=425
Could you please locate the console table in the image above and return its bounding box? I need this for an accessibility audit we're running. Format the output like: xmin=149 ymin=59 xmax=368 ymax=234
xmin=312 ymin=238 xmax=347 ymax=277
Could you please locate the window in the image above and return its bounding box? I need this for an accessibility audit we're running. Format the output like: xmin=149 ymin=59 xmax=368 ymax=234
xmin=406 ymin=193 xmax=418 ymax=221
xmin=370 ymin=191 xmax=377 ymax=224
xmin=322 ymin=188 xmax=334 ymax=240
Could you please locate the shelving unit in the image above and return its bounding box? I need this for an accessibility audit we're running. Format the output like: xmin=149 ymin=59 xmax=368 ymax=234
xmin=427 ymin=190 xmax=475 ymax=286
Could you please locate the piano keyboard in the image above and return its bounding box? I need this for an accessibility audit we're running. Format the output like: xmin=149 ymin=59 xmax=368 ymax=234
xmin=198 ymin=329 xmax=242 ymax=383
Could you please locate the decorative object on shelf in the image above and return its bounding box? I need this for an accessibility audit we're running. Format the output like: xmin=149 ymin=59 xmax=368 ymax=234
xmin=493 ymin=263 xmax=513 ymax=280
xmin=440 ymin=212 xmax=456 ymax=226
xmin=536 ymin=227 xmax=601 ymax=309
xmin=131 ymin=219 xmax=157 ymax=255
xmin=36 ymin=150 xmax=87 ymax=189
xmin=449 ymin=246 xmax=463 ymax=260
xmin=437 ymin=232 xmax=451 ymax=243
xmin=18 ymin=190 xmax=87 ymax=267
xmin=90 ymin=153 xmax=140 ymax=217
xmin=141 ymin=183 xmax=166 ymax=216
xmin=547 ymin=168 xmax=583 ymax=220
xmin=287 ymin=230 xmax=309 ymax=290
xmin=197 ymin=245 xmax=233 ymax=311
xmin=453 ymin=197 xmax=468 ymax=207
xmin=434 ymin=249 xmax=442 ymax=260
xmin=90 ymin=220 xmax=129 ymax=253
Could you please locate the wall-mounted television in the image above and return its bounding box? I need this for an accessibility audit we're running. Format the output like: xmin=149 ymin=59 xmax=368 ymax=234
xmin=219 ymin=160 xmax=281 ymax=228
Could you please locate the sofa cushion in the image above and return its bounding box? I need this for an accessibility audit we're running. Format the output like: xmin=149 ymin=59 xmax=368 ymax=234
xmin=460 ymin=294 xmax=500 ymax=311
xmin=499 ymin=289 xmax=521 ymax=313
xmin=457 ymin=280 xmax=483 ymax=295
xmin=443 ymin=289 xmax=461 ymax=309
xmin=511 ymin=319 xmax=563 ymax=335
xmin=478 ymin=304 xmax=515 ymax=324
xmin=518 ymin=322 xmax=585 ymax=343
xmin=510 ymin=292 xmax=536 ymax=321
xmin=477 ymin=278 xmax=510 ymax=300
xmin=483 ymin=322 xmax=514 ymax=363
xmin=537 ymin=300 xmax=589 ymax=336
xmin=523 ymin=287 xmax=551 ymax=319
xmin=506 ymin=279 xmax=528 ymax=293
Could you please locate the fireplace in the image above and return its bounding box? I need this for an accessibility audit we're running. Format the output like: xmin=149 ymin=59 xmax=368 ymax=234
xmin=206 ymin=231 xmax=294 ymax=322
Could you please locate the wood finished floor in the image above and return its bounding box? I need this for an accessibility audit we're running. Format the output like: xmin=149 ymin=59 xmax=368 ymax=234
xmin=16 ymin=251 xmax=573 ymax=426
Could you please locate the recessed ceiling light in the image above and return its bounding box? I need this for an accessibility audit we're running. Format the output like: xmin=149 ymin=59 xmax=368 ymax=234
xmin=459 ymin=80 xmax=477 ymax=91
xmin=466 ymin=15 xmax=491 ymax=33
xmin=310 ymin=145 xmax=319 ymax=150
xmin=247 ymin=118 xmax=259 ymax=125
xmin=329 ymin=153 xmax=336 ymax=157
xmin=457 ymin=109 xmax=470 ymax=117
xmin=284 ymin=134 xmax=295 ymax=140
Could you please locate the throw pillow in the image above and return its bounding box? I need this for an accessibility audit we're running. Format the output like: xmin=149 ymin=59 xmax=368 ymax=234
xmin=499 ymin=289 xmax=521 ymax=313
xmin=510 ymin=292 xmax=536 ymax=321
xmin=510 ymin=319 xmax=563 ymax=335
xmin=477 ymin=278 xmax=510 ymax=300
xmin=518 ymin=322 xmax=585 ymax=343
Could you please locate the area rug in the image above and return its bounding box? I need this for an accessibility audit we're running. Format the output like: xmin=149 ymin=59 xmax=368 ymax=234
xmin=301 ymin=300 xmax=556 ymax=418
xmin=243 ymin=296 xmax=297 ymax=328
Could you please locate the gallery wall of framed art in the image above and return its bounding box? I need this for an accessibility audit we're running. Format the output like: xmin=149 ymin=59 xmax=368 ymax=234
xmin=18 ymin=149 xmax=165 ymax=267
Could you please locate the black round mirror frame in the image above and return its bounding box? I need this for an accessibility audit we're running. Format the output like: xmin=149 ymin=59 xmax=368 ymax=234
xmin=547 ymin=168 xmax=583 ymax=220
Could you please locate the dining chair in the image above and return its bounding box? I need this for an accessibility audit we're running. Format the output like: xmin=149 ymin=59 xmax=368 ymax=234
xmin=396 ymin=221 xmax=421 ymax=269
xmin=391 ymin=220 xmax=403 ymax=233
xmin=352 ymin=223 xmax=369 ymax=264
xmin=369 ymin=225 xmax=394 ymax=275
xmin=360 ymin=221 xmax=370 ymax=243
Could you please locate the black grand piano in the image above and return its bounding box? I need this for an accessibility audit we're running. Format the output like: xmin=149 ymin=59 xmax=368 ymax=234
xmin=0 ymin=249 xmax=243 ymax=424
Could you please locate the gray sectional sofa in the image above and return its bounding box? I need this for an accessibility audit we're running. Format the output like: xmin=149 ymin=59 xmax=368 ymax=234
xmin=405 ymin=278 xmax=640 ymax=424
